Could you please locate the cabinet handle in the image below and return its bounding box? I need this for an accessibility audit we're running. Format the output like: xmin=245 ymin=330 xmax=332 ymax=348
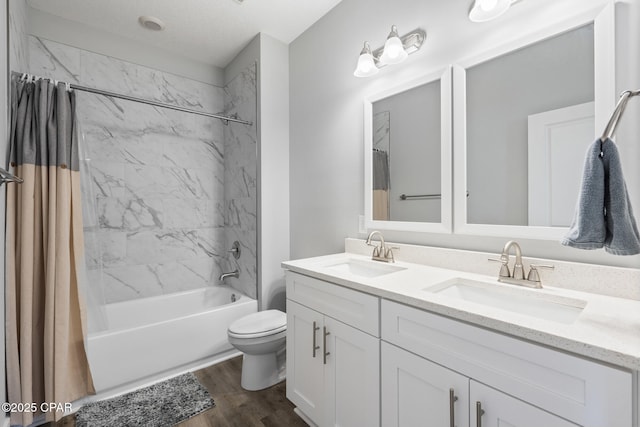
xmin=476 ymin=401 xmax=485 ymax=427
xmin=449 ymin=388 xmax=458 ymax=427
xmin=323 ymin=326 xmax=330 ymax=365
xmin=312 ymin=321 xmax=320 ymax=358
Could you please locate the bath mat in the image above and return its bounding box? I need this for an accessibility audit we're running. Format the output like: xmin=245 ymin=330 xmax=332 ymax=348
xmin=75 ymin=372 xmax=214 ymax=427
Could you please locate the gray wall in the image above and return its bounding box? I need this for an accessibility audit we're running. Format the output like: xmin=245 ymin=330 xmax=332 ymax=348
xmin=289 ymin=0 xmax=640 ymax=268
xmin=2 ymin=2 xmax=8 ymax=422
xmin=257 ymin=34 xmax=290 ymax=311
xmin=5 ymin=0 xmax=30 ymax=418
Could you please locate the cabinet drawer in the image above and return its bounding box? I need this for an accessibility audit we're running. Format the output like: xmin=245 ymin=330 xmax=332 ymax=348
xmin=381 ymin=299 xmax=632 ymax=427
xmin=286 ymin=271 xmax=379 ymax=337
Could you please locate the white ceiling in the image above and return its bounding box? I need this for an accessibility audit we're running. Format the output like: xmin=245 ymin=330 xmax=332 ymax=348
xmin=26 ymin=0 xmax=343 ymax=69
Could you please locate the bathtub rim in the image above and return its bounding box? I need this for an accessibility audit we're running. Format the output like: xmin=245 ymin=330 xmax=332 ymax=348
xmin=89 ymin=286 xmax=252 ymax=337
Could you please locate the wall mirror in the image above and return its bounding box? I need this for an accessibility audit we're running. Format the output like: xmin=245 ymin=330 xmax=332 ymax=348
xmin=453 ymin=6 xmax=616 ymax=239
xmin=364 ymin=67 xmax=452 ymax=233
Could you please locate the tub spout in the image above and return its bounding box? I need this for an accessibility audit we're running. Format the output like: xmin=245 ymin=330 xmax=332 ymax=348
xmin=219 ymin=269 xmax=239 ymax=281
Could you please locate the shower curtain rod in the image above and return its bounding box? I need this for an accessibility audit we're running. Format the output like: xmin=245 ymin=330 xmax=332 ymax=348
xmin=11 ymin=71 xmax=253 ymax=126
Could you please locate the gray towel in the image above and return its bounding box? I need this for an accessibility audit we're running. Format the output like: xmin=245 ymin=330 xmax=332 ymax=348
xmin=561 ymin=138 xmax=640 ymax=255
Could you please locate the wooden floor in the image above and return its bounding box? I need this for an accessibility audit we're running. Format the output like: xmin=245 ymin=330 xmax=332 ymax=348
xmin=54 ymin=356 xmax=307 ymax=427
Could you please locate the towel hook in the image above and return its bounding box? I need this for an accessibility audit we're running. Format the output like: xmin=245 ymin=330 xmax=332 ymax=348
xmin=600 ymin=89 xmax=639 ymax=144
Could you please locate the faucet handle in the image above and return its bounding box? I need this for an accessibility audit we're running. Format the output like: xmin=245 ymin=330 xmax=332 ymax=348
xmin=384 ymin=246 xmax=399 ymax=262
xmin=527 ymin=264 xmax=554 ymax=283
xmin=488 ymin=257 xmax=510 ymax=278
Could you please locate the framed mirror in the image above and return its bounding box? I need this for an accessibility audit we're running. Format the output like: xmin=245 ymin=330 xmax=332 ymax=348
xmin=364 ymin=67 xmax=452 ymax=233
xmin=453 ymin=6 xmax=616 ymax=239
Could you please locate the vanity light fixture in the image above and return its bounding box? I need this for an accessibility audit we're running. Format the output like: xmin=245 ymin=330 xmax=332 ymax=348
xmin=353 ymin=25 xmax=426 ymax=78
xmin=468 ymin=0 xmax=516 ymax=22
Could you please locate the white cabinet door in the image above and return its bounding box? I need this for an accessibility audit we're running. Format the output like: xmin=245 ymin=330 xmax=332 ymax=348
xmin=287 ymin=300 xmax=380 ymax=427
xmin=324 ymin=316 xmax=380 ymax=427
xmin=287 ymin=300 xmax=325 ymax=424
xmin=382 ymin=342 xmax=469 ymax=427
xmin=470 ymin=381 xmax=579 ymax=427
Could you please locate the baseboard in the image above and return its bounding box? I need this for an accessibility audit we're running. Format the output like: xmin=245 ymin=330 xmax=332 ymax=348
xmin=293 ymin=408 xmax=317 ymax=427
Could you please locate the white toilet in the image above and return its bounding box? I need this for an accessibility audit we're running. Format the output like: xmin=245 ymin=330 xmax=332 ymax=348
xmin=227 ymin=309 xmax=287 ymax=391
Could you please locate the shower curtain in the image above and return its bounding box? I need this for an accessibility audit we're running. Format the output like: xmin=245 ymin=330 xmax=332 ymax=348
xmin=6 ymin=77 xmax=95 ymax=425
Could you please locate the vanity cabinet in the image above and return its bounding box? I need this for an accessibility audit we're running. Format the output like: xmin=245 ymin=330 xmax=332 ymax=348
xmin=283 ymin=268 xmax=633 ymax=427
xmin=469 ymin=380 xmax=578 ymax=427
xmin=382 ymin=342 xmax=577 ymax=427
xmin=382 ymin=342 xmax=470 ymax=427
xmin=381 ymin=300 xmax=633 ymax=427
xmin=286 ymin=271 xmax=380 ymax=427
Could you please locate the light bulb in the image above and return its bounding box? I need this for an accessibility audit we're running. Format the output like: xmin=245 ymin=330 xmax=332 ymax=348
xmin=353 ymin=42 xmax=379 ymax=78
xmin=469 ymin=0 xmax=512 ymax=22
xmin=480 ymin=0 xmax=498 ymax=11
xmin=379 ymin=25 xmax=408 ymax=65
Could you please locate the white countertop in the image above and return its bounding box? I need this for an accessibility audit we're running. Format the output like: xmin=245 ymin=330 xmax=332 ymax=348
xmin=282 ymin=252 xmax=640 ymax=371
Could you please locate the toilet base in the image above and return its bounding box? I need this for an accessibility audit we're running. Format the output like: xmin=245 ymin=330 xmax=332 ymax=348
xmin=240 ymin=353 xmax=285 ymax=391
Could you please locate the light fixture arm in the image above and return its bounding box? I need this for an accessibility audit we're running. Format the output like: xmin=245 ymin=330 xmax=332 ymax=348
xmin=360 ymin=42 xmax=373 ymax=56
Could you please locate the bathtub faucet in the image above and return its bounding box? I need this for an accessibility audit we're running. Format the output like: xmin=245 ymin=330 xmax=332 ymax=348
xmin=219 ymin=269 xmax=239 ymax=281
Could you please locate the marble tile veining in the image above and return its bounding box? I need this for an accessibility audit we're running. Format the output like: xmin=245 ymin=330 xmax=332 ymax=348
xmin=222 ymin=63 xmax=258 ymax=298
xmin=29 ymin=36 xmax=257 ymax=306
xmin=9 ymin=0 xmax=29 ymax=75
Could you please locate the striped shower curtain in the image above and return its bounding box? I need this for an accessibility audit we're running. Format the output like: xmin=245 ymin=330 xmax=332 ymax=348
xmin=6 ymin=77 xmax=95 ymax=425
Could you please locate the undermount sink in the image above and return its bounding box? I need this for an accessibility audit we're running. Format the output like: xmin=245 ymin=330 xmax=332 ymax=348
xmin=425 ymin=278 xmax=586 ymax=324
xmin=324 ymin=259 xmax=406 ymax=278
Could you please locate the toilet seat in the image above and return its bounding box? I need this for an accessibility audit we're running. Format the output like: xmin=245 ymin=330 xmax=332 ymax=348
xmin=228 ymin=310 xmax=286 ymax=339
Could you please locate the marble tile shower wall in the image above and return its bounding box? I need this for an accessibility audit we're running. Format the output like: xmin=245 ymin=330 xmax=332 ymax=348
xmin=8 ymin=0 xmax=29 ymax=73
xmin=29 ymin=36 xmax=257 ymax=303
xmin=223 ymin=64 xmax=258 ymax=298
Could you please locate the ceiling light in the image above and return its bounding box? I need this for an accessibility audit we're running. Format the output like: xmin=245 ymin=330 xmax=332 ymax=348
xmin=468 ymin=0 xmax=513 ymax=22
xmin=354 ymin=42 xmax=379 ymax=78
xmin=353 ymin=26 xmax=426 ymax=78
xmin=138 ymin=16 xmax=165 ymax=31
xmin=379 ymin=25 xmax=409 ymax=65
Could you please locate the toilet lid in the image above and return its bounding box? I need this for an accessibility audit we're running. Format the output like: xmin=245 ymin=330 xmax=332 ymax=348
xmin=228 ymin=309 xmax=286 ymax=337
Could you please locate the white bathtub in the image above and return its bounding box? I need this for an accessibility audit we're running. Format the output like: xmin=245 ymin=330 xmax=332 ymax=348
xmin=86 ymin=287 xmax=257 ymax=394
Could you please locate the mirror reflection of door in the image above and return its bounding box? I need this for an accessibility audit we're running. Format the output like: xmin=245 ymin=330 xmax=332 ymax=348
xmin=465 ymin=24 xmax=594 ymax=226
xmin=527 ymin=102 xmax=595 ymax=227
xmin=372 ymin=80 xmax=441 ymax=223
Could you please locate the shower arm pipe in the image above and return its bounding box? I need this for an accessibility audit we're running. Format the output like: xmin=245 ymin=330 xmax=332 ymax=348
xmin=11 ymin=71 xmax=253 ymax=126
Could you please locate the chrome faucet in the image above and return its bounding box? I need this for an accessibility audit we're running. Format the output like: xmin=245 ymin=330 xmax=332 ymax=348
xmin=366 ymin=230 xmax=397 ymax=263
xmin=219 ymin=269 xmax=239 ymax=281
xmin=489 ymin=240 xmax=553 ymax=288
